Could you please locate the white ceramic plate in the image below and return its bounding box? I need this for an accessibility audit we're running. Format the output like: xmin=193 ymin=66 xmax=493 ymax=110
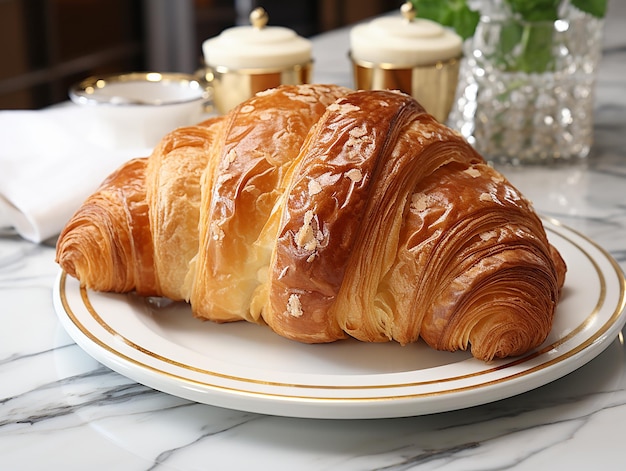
xmin=53 ymin=218 xmax=626 ymax=419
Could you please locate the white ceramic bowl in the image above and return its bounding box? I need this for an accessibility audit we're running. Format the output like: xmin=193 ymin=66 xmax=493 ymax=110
xmin=69 ymin=72 xmax=210 ymax=149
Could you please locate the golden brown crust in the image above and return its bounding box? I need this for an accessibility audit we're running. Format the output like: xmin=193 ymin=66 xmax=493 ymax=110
xmin=55 ymin=85 xmax=567 ymax=361
xmin=190 ymin=84 xmax=351 ymax=323
xmin=264 ymin=90 xmax=429 ymax=342
xmin=392 ymin=162 xmax=566 ymax=359
xmin=55 ymin=157 xmax=157 ymax=296
xmin=146 ymin=117 xmax=224 ymax=301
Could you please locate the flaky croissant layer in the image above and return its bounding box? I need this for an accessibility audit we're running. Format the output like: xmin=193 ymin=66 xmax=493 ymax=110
xmin=56 ymin=84 xmax=566 ymax=361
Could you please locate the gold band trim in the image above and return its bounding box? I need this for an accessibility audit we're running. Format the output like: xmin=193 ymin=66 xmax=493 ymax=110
xmin=57 ymin=219 xmax=626 ymax=404
xmin=349 ymin=53 xmax=460 ymax=71
xmin=209 ymin=61 xmax=313 ymax=76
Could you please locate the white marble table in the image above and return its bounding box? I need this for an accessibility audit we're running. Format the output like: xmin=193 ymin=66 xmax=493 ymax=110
xmin=2 ymin=2 xmax=626 ymax=469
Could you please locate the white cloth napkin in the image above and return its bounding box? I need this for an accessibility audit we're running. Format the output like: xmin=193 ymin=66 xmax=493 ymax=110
xmin=0 ymin=105 xmax=151 ymax=243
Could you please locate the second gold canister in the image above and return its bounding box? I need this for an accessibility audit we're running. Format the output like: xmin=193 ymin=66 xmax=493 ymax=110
xmin=350 ymin=3 xmax=462 ymax=122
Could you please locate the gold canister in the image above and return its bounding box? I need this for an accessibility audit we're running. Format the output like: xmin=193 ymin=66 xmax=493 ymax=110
xmin=202 ymin=8 xmax=313 ymax=114
xmin=350 ymin=2 xmax=462 ymax=122
xmin=351 ymin=56 xmax=460 ymax=123
xmin=205 ymin=62 xmax=312 ymax=116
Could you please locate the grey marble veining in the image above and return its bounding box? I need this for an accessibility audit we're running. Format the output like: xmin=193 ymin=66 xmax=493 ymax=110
xmin=2 ymin=1 xmax=626 ymax=469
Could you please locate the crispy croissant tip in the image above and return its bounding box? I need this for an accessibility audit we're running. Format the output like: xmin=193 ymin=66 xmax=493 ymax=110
xmin=472 ymin=330 xmax=534 ymax=362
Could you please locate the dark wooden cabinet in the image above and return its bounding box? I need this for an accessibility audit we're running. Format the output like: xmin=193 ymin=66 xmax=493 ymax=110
xmin=0 ymin=0 xmax=396 ymax=109
xmin=0 ymin=0 xmax=145 ymax=109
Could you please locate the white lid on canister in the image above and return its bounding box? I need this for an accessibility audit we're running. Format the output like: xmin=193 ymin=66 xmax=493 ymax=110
xmin=202 ymin=7 xmax=312 ymax=70
xmin=350 ymin=4 xmax=462 ymax=67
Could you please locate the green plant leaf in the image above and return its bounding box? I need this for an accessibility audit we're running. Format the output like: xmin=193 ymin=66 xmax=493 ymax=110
xmin=572 ymin=0 xmax=608 ymax=18
xmin=506 ymin=0 xmax=560 ymax=21
xmin=410 ymin=0 xmax=607 ymax=74
xmin=410 ymin=0 xmax=480 ymax=40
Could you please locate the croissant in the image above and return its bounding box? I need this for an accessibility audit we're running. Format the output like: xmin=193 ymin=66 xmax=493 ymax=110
xmin=56 ymin=84 xmax=566 ymax=361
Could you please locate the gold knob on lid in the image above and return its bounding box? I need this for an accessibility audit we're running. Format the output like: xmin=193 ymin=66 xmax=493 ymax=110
xmin=250 ymin=7 xmax=269 ymax=29
xmin=401 ymin=1 xmax=415 ymax=23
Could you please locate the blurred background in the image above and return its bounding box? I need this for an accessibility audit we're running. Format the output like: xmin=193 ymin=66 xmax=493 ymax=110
xmin=0 ymin=0 xmax=398 ymax=109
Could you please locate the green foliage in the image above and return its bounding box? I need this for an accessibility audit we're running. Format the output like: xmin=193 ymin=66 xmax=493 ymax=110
xmin=410 ymin=0 xmax=607 ymax=73
xmin=409 ymin=0 xmax=479 ymax=40
xmin=506 ymin=0 xmax=561 ymax=21
xmin=572 ymin=0 xmax=608 ymax=18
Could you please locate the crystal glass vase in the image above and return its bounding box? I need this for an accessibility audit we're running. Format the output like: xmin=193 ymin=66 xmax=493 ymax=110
xmin=448 ymin=6 xmax=604 ymax=165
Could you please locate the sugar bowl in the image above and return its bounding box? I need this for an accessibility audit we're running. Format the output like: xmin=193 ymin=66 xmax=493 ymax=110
xmin=201 ymin=7 xmax=313 ymax=114
xmin=350 ymin=2 xmax=462 ymax=122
